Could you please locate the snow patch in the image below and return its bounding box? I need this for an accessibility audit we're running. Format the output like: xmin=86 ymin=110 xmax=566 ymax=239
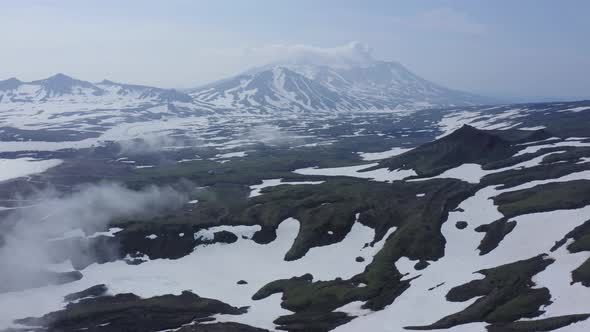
xmin=0 ymin=158 xmax=63 ymax=182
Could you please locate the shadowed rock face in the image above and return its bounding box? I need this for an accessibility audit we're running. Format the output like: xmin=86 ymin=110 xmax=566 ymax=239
xmin=63 ymin=284 xmax=108 ymax=302
xmin=15 ymin=291 xmax=249 ymax=332
xmin=374 ymin=125 xmax=517 ymax=177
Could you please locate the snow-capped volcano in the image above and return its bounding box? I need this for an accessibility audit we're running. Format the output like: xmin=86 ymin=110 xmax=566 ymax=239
xmin=0 ymin=43 xmax=490 ymax=113
xmin=191 ymin=43 xmax=491 ymax=112
xmin=191 ymin=66 xmax=365 ymax=113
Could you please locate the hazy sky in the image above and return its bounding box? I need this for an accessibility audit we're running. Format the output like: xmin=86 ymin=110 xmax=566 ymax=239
xmin=1 ymin=0 xmax=589 ymax=100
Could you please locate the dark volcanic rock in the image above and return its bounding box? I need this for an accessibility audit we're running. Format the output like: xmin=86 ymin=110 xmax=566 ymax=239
xmin=252 ymin=273 xmax=314 ymax=301
xmin=414 ymin=260 xmax=430 ymax=270
xmin=493 ymin=180 xmax=590 ymax=219
xmin=16 ymin=291 xmax=247 ymax=332
xmin=125 ymin=258 xmax=147 ymax=265
xmin=212 ymin=230 xmax=238 ymax=244
xmin=64 ymin=284 xmax=108 ymax=302
xmin=455 ymin=221 xmax=468 ymax=229
xmin=407 ymin=255 xmax=554 ymax=330
xmin=486 ymin=314 xmax=590 ymax=332
xmin=176 ymin=322 xmax=269 ymax=332
xmin=355 ymin=256 xmax=365 ymax=262
xmin=476 ymin=219 xmax=517 ymax=255
xmin=551 ymin=219 xmax=590 ymax=253
xmin=572 ymin=259 xmax=590 ymax=287
xmin=46 ymin=224 xmax=242 ymax=270
xmin=550 ymin=218 xmax=590 ymax=286
xmin=273 ymin=311 xmax=353 ymax=332
xmin=375 ymin=125 xmax=516 ymax=177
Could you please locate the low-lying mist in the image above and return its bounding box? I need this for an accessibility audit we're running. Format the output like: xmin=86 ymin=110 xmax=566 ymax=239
xmin=0 ymin=182 xmax=187 ymax=293
xmin=117 ymin=135 xmax=200 ymax=155
xmin=245 ymin=124 xmax=306 ymax=146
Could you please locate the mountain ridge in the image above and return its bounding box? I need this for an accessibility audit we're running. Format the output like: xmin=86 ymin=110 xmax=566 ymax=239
xmin=0 ymin=73 xmax=192 ymax=104
xmin=1 ymin=54 xmax=493 ymax=112
xmin=190 ymin=59 xmax=493 ymax=112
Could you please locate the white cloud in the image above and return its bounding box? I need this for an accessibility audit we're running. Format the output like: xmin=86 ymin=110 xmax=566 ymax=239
xmin=0 ymin=182 xmax=187 ymax=291
xmin=241 ymin=41 xmax=375 ymax=67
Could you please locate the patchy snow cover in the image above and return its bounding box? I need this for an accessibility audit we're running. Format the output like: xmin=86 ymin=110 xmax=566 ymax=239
xmin=336 ymin=169 xmax=590 ymax=332
xmin=248 ymin=179 xmax=325 ymax=198
xmin=0 ymin=158 xmax=63 ymax=182
xmin=0 ymin=139 xmax=98 ymax=153
xmin=357 ymin=147 xmax=412 ymax=161
xmin=88 ymin=227 xmax=123 ymax=238
xmin=334 ymin=301 xmax=373 ymax=318
xmin=518 ymin=125 xmax=547 ymax=130
xmin=0 ymin=218 xmax=393 ymax=330
xmin=216 ymin=151 xmax=248 ymax=159
xmin=413 ymin=150 xmax=572 ymax=184
xmin=557 ymin=106 xmax=590 ymax=113
xmin=516 ymin=137 xmax=562 ymax=146
xmin=417 ymin=163 xmax=488 ymax=184
xmin=514 ymin=139 xmax=590 ymax=156
xmin=531 ymin=242 xmax=590 ymax=320
xmin=294 ymin=163 xmax=416 ymax=183
xmin=194 ymin=225 xmax=261 ymax=242
xmin=436 ymin=108 xmax=526 ymax=138
xmin=435 ymin=107 xmax=550 ymax=139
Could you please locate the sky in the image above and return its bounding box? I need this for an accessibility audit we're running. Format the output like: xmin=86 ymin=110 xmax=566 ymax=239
xmin=1 ymin=0 xmax=589 ymax=101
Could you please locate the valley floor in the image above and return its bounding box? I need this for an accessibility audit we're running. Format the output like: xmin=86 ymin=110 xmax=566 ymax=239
xmin=1 ymin=100 xmax=590 ymax=332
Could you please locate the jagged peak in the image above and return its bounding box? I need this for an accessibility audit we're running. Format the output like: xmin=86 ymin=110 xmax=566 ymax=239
xmin=98 ymin=79 xmax=117 ymax=85
xmin=440 ymin=125 xmax=512 ymax=148
xmin=37 ymin=73 xmax=77 ymax=83
xmin=0 ymin=77 xmax=23 ymax=91
xmin=31 ymin=73 xmax=94 ymax=86
xmin=48 ymin=73 xmax=72 ymax=80
xmin=1 ymin=77 xmax=22 ymax=84
xmin=449 ymin=124 xmax=499 ymax=137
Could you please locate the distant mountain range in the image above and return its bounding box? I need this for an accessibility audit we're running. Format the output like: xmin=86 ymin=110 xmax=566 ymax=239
xmin=0 ymin=59 xmax=492 ymax=112
xmin=0 ymin=73 xmax=192 ymax=104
